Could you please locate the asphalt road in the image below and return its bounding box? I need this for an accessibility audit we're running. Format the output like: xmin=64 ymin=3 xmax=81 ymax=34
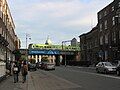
xmin=46 ymin=66 xmax=120 ymax=90
xmin=0 ymin=66 xmax=120 ymax=90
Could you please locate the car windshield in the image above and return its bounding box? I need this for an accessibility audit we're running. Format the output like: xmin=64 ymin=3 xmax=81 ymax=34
xmin=104 ymin=62 xmax=113 ymax=66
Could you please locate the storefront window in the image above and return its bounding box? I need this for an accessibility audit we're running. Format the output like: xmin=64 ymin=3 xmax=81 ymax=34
xmin=0 ymin=60 xmax=6 ymax=77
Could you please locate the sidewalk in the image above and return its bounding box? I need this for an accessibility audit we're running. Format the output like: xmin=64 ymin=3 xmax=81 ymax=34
xmin=0 ymin=75 xmax=6 ymax=83
xmin=0 ymin=70 xmax=82 ymax=90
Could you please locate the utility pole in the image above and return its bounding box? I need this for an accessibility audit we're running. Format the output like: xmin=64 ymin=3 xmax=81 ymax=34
xmin=26 ymin=33 xmax=28 ymax=61
xmin=25 ymin=33 xmax=31 ymax=61
xmin=62 ymin=40 xmax=71 ymax=67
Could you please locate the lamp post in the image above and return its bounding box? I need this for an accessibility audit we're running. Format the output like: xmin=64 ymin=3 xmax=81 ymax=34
xmin=25 ymin=33 xmax=31 ymax=61
xmin=62 ymin=40 xmax=71 ymax=67
xmin=25 ymin=33 xmax=28 ymax=61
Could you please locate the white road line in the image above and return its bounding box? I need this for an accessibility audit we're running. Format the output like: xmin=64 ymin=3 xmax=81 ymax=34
xmin=69 ymin=69 xmax=120 ymax=80
xmin=60 ymin=66 xmax=120 ymax=80
xmin=78 ymin=67 xmax=120 ymax=80
xmin=85 ymin=72 xmax=120 ymax=80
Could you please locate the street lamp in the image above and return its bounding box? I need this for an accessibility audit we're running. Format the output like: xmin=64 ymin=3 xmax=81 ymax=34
xmin=25 ymin=33 xmax=31 ymax=61
xmin=62 ymin=40 xmax=71 ymax=67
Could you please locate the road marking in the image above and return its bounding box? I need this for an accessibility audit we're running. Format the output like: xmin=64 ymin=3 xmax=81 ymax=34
xmin=86 ymin=72 xmax=120 ymax=80
xmin=68 ymin=68 xmax=120 ymax=80
xmin=65 ymin=66 xmax=120 ymax=80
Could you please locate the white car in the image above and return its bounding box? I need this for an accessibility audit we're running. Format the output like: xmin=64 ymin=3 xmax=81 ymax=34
xmin=44 ymin=63 xmax=55 ymax=70
xmin=96 ymin=62 xmax=116 ymax=74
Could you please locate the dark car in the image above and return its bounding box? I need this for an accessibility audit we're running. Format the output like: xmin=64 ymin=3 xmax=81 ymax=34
xmin=36 ymin=62 xmax=42 ymax=69
xmin=28 ymin=63 xmax=37 ymax=71
xmin=116 ymin=64 xmax=120 ymax=76
xmin=40 ymin=62 xmax=47 ymax=69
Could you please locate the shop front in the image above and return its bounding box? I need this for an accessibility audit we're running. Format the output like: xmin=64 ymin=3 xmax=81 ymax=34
xmin=0 ymin=45 xmax=6 ymax=79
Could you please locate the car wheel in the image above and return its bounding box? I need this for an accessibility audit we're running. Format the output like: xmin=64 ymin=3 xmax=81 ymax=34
xmin=116 ymin=71 xmax=120 ymax=76
xmin=104 ymin=69 xmax=107 ymax=74
xmin=96 ymin=69 xmax=99 ymax=73
xmin=53 ymin=68 xmax=55 ymax=70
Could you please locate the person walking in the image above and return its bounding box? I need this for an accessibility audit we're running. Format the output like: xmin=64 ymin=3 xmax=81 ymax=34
xmin=21 ymin=61 xmax=28 ymax=83
xmin=12 ymin=61 xmax=19 ymax=83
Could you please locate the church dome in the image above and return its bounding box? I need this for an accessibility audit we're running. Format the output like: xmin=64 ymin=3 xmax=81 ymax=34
xmin=45 ymin=37 xmax=52 ymax=45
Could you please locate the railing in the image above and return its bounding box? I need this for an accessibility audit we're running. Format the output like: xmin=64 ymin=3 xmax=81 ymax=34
xmin=31 ymin=45 xmax=80 ymax=51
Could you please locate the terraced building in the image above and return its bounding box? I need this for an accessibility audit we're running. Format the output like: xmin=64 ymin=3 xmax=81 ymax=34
xmin=0 ymin=0 xmax=20 ymax=78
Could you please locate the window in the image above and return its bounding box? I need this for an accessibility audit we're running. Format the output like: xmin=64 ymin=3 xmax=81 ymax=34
xmin=113 ymin=32 xmax=116 ymax=43
xmin=36 ymin=45 xmax=38 ymax=47
xmin=105 ymin=34 xmax=108 ymax=44
xmin=112 ymin=32 xmax=116 ymax=43
xmin=105 ymin=20 xmax=107 ymax=29
xmin=112 ymin=32 xmax=114 ymax=41
xmin=90 ymin=42 xmax=92 ymax=49
xmin=119 ymin=13 xmax=120 ymax=23
xmin=81 ymin=45 xmax=84 ymax=50
xmin=104 ymin=11 xmax=107 ymax=16
xmin=105 ymin=51 xmax=108 ymax=60
xmin=100 ymin=36 xmax=103 ymax=45
xmin=112 ymin=17 xmax=115 ymax=25
xmin=119 ymin=2 xmax=120 ymax=7
xmin=99 ymin=14 xmax=102 ymax=20
xmin=2 ymin=29 xmax=5 ymax=37
xmin=95 ymin=39 xmax=97 ymax=47
xmin=119 ymin=31 xmax=120 ymax=39
xmin=112 ymin=6 xmax=114 ymax=11
xmin=100 ymin=24 xmax=102 ymax=31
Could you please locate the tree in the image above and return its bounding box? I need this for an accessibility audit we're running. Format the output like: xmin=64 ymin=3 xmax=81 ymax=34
xmin=29 ymin=58 xmax=36 ymax=64
xmin=41 ymin=56 xmax=49 ymax=62
xmin=13 ymin=49 xmax=21 ymax=61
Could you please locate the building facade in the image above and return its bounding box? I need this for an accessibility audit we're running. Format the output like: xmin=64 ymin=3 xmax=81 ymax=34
xmin=79 ymin=0 xmax=120 ymax=64
xmin=79 ymin=26 xmax=99 ymax=64
xmin=98 ymin=0 xmax=120 ymax=62
xmin=0 ymin=0 xmax=19 ymax=78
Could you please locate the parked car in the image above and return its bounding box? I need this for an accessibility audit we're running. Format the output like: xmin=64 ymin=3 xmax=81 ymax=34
xmin=28 ymin=63 xmax=37 ymax=71
xmin=116 ymin=64 xmax=120 ymax=76
xmin=40 ymin=62 xmax=47 ymax=69
xmin=36 ymin=62 xmax=42 ymax=69
xmin=96 ymin=62 xmax=116 ymax=74
xmin=44 ymin=63 xmax=55 ymax=70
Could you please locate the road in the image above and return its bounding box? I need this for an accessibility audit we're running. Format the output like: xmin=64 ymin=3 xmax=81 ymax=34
xmin=0 ymin=66 xmax=120 ymax=90
xmin=48 ymin=66 xmax=120 ymax=90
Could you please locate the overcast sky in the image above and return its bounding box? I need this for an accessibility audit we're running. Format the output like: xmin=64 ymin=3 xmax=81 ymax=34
xmin=8 ymin=0 xmax=113 ymax=48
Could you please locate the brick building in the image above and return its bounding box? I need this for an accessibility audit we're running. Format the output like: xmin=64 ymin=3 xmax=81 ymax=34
xmin=98 ymin=0 xmax=120 ymax=61
xmin=79 ymin=26 xmax=99 ymax=64
xmin=79 ymin=0 xmax=120 ymax=64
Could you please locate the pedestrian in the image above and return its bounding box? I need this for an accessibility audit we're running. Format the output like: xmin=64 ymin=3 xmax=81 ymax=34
xmin=12 ymin=61 xmax=20 ymax=83
xmin=21 ymin=61 xmax=28 ymax=83
xmin=9 ymin=61 xmax=12 ymax=75
xmin=7 ymin=61 xmax=12 ymax=76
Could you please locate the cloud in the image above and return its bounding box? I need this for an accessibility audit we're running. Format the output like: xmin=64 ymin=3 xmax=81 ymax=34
xmin=8 ymin=0 xmax=113 ymax=48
